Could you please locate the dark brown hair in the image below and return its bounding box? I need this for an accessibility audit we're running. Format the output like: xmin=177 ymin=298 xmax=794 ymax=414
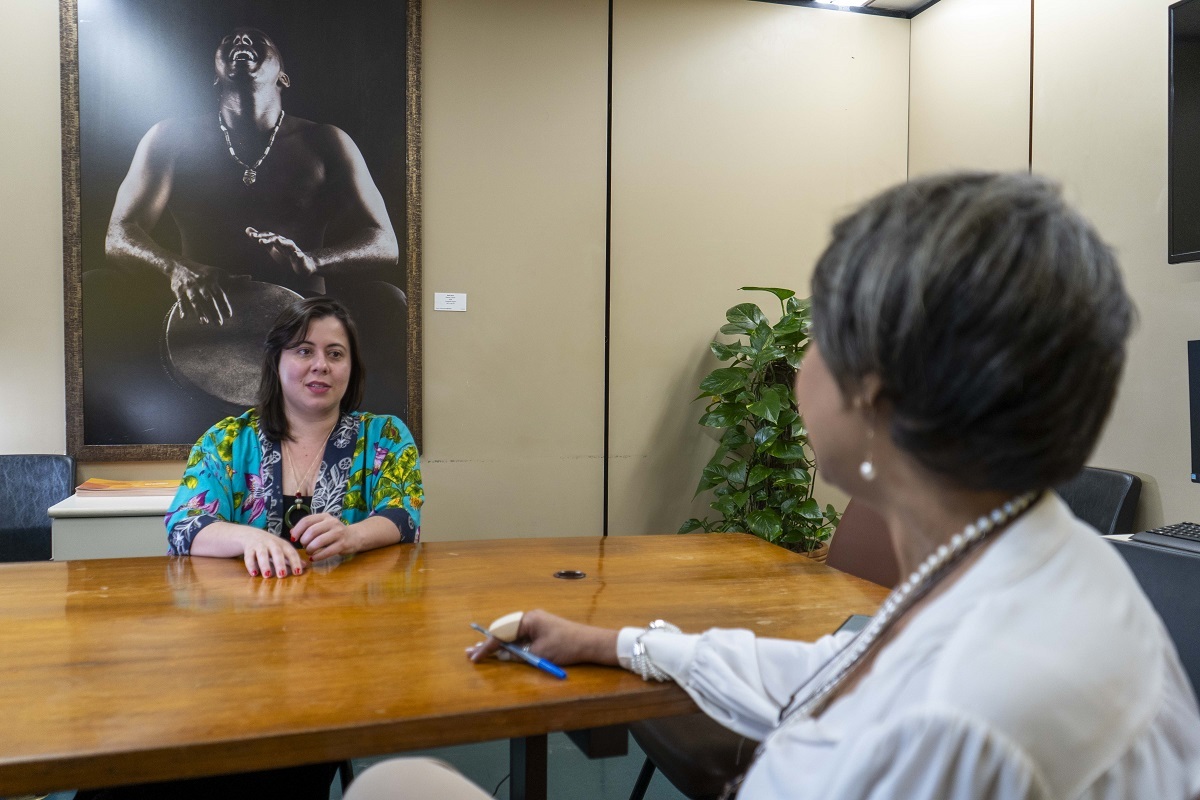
xmin=810 ymin=172 xmax=1135 ymax=492
xmin=256 ymin=296 xmax=365 ymax=442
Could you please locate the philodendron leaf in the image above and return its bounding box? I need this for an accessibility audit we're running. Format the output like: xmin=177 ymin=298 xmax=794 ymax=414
xmin=770 ymin=440 xmax=807 ymax=462
xmin=710 ymin=342 xmax=746 ymax=361
xmin=746 ymin=509 xmax=783 ymax=539
xmin=747 ymin=386 xmax=784 ymax=424
xmin=725 ymin=460 xmax=749 ymax=486
xmin=699 ymin=404 xmax=745 ymax=428
xmin=775 ymin=466 xmax=812 ymax=486
xmin=772 ymin=315 xmax=803 ymax=335
xmin=721 ymin=426 xmax=752 ymax=449
xmin=712 ymin=497 xmax=741 ymax=519
xmin=695 ymin=464 xmax=727 ymax=495
xmin=706 ymin=446 xmax=730 ymax=469
xmin=749 ymin=323 xmax=774 ymax=353
xmin=754 ymin=426 xmax=780 ymax=452
xmin=776 ymin=408 xmax=801 ymax=428
xmin=700 ymin=367 xmax=750 ymax=395
xmin=724 ymin=303 xmax=768 ymax=333
xmin=778 ymin=526 xmax=804 ymax=543
xmin=741 ymin=286 xmax=796 ymax=303
xmin=753 ymin=345 xmax=787 ymax=370
xmin=747 ymin=464 xmax=774 ymax=487
xmin=797 ymin=498 xmax=822 ymax=519
xmin=780 ymin=496 xmax=799 ymax=516
xmin=679 ymin=518 xmax=705 ymax=533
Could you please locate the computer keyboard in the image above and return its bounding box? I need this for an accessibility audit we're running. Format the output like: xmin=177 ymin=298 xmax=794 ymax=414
xmin=1130 ymin=522 xmax=1200 ymax=555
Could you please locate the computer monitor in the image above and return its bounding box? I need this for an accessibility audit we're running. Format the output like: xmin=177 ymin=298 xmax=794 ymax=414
xmin=1188 ymin=340 xmax=1200 ymax=481
xmin=1169 ymin=0 xmax=1200 ymax=262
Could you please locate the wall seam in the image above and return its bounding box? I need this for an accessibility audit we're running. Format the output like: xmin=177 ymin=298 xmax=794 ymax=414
xmin=603 ymin=0 xmax=614 ymax=537
xmin=1028 ymin=0 xmax=1035 ymax=171
xmin=907 ymin=10 xmax=913 ymax=179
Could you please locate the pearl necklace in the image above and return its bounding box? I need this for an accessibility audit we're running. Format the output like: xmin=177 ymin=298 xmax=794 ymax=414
xmin=786 ymin=491 xmax=1038 ymax=720
xmin=718 ymin=491 xmax=1039 ymax=800
xmin=218 ymin=109 xmax=285 ymax=186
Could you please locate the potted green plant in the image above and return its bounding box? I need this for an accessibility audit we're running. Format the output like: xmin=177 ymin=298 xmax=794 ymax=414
xmin=680 ymin=286 xmax=841 ymax=557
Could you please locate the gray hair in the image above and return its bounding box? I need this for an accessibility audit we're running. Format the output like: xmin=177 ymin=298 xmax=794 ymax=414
xmin=810 ymin=172 xmax=1134 ymax=492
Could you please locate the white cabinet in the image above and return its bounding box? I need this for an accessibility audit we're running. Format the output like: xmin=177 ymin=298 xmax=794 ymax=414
xmin=49 ymin=495 xmax=171 ymax=560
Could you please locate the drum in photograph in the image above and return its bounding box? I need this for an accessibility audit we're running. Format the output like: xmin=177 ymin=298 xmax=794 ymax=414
xmin=165 ymin=280 xmax=302 ymax=406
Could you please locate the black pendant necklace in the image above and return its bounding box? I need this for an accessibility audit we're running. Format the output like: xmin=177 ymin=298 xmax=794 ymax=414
xmin=282 ymin=421 xmax=334 ymax=530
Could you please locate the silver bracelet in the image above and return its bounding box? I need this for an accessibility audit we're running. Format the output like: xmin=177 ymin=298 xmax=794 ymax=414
xmin=630 ymin=619 xmax=681 ymax=682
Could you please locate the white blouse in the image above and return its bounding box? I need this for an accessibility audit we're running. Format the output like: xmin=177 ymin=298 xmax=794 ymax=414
xmin=617 ymin=494 xmax=1200 ymax=799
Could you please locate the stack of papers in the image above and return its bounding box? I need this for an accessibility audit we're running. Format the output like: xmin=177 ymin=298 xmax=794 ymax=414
xmin=76 ymin=478 xmax=180 ymax=497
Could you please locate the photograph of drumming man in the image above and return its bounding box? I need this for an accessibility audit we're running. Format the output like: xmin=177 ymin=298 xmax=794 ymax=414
xmin=86 ymin=26 xmax=406 ymax=445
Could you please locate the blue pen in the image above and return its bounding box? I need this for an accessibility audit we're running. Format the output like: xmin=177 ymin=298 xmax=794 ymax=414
xmin=470 ymin=622 xmax=568 ymax=680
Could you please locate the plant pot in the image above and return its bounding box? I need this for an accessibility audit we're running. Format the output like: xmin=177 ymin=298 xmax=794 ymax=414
xmin=803 ymin=542 xmax=829 ymax=564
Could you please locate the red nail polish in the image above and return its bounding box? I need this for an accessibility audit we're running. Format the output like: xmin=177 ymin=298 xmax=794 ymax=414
xmin=290 ymin=536 xmax=297 ymax=542
xmin=265 ymin=569 xmax=272 ymax=577
xmin=251 ymin=570 xmax=259 ymax=577
xmin=294 ymin=568 xmax=301 ymax=575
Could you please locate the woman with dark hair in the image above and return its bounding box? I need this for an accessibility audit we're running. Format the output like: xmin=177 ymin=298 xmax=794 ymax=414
xmin=353 ymin=173 xmax=1200 ymax=799
xmin=165 ymin=296 xmax=422 ymax=578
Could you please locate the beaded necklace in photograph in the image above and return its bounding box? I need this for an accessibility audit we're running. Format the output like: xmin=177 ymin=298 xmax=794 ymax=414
xmin=218 ymin=109 xmax=285 ymax=186
xmin=718 ymin=491 xmax=1039 ymax=800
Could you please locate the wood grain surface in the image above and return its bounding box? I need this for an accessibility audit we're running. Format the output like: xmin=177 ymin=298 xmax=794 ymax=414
xmin=0 ymin=533 xmax=887 ymax=794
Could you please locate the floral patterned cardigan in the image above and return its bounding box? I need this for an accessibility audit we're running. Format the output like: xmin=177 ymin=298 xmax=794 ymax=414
xmin=165 ymin=410 xmax=423 ymax=555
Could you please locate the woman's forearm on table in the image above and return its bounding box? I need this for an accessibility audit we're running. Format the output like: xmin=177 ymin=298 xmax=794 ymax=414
xmin=189 ymin=521 xmax=264 ymax=557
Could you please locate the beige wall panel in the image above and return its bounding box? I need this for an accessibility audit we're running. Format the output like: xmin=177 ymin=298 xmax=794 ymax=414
xmin=422 ymin=0 xmax=609 ymax=538
xmin=1033 ymin=0 xmax=1183 ymax=529
xmin=0 ymin=1 xmax=66 ymax=455
xmin=608 ymin=0 xmax=909 ymax=536
xmin=422 ymin=458 xmax=603 ymax=540
xmin=909 ymin=0 xmax=1030 ymax=176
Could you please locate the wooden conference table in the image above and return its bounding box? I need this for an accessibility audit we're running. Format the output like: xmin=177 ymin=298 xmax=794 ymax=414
xmin=0 ymin=533 xmax=888 ymax=798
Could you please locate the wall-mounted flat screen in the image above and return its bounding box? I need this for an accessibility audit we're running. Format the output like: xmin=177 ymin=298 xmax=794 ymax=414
xmin=1171 ymin=0 xmax=1200 ymax=263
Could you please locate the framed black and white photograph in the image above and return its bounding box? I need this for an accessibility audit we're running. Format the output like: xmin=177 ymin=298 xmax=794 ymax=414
xmin=60 ymin=0 xmax=422 ymax=460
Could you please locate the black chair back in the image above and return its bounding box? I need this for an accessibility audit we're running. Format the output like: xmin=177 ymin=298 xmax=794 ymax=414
xmin=0 ymin=454 xmax=75 ymax=562
xmin=1112 ymin=540 xmax=1200 ymax=697
xmin=1055 ymin=466 xmax=1141 ymax=536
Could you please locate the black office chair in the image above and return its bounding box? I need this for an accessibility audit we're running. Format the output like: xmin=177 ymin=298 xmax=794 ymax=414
xmin=628 ymin=502 xmax=895 ymax=800
xmin=1055 ymin=466 xmax=1142 ymax=536
xmin=1111 ymin=539 xmax=1200 ymax=697
xmin=0 ymin=454 xmax=75 ymax=562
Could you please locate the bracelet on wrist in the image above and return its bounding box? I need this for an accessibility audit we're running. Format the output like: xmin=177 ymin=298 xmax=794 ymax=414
xmin=630 ymin=619 xmax=681 ymax=682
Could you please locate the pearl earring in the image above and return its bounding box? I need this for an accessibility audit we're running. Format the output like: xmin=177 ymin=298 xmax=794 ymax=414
xmin=859 ymin=415 xmax=876 ymax=482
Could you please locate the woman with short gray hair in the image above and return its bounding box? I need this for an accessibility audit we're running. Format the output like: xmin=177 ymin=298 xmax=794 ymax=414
xmin=355 ymin=173 xmax=1200 ymax=799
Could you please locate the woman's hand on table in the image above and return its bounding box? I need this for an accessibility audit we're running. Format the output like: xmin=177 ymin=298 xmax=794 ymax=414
xmin=467 ymin=609 xmax=620 ymax=667
xmin=293 ymin=513 xmax=360 ymax=562
xmin=239 ymin=527 xmax=307 ymax=578
xmin=190 ymin=522 xmax=307 ymax=578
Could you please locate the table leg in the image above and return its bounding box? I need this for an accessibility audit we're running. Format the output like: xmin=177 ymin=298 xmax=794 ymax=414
xmin=509 ymin=734 xmax=548 ymax=800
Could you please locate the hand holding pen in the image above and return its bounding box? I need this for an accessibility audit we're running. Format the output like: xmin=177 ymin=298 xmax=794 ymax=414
xmin=466 ymin=609 xmax=622 ymax=673
xmin=469 ymin=622 xmax=567 ymax=679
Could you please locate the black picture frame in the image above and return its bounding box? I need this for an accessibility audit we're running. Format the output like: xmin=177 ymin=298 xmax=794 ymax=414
xmin=60 ymin=0 xmax=423 ymax=460
xmin=1170 ymin=0 xmax=1200 ymax=264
